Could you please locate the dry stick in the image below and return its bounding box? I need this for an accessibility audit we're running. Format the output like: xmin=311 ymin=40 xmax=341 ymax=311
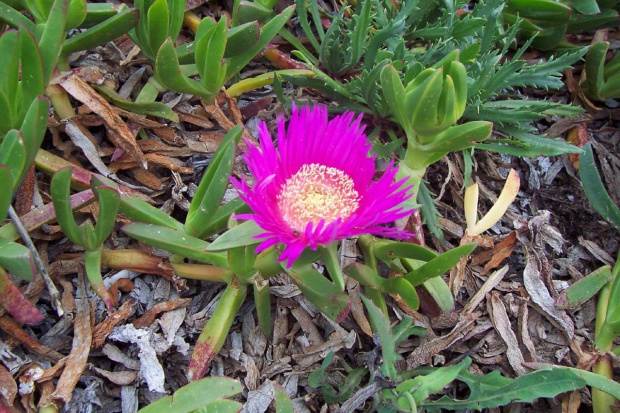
xmin=7 ymin=205 xmax=64 ymax=317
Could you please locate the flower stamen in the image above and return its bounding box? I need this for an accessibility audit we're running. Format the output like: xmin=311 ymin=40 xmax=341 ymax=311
xmin=277 ymin=163 xmax=360 ymax=233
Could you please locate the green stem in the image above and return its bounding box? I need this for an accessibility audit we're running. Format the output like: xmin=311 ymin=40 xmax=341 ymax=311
xmin=253 ymin=277 xmax=272 ymax=337
xmin=171 ymin=262 xmax=232 ymax=283
xmin=187 ymin=278 xmax=247 ymax=381
xmin=320 ymin=242 xmax=344 ymax=291
xmin=84 ymin=245 xmax=112 ymax=311
xmin=253 ymin=247 xmax=282 ymax=278
xmin=135 ymin=75 xmax=166 ymax=103
xmin=358 ymin=235 xmax=388 ymax=316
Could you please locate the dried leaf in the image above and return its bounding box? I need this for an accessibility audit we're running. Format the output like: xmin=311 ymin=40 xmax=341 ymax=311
xmin=488 ymin=291 xmax=527 ymax=375
xmin=57 ymin=72 xmax=147 ymax=169
xmin=93 ymin=367 xmax=137 ymax=386
xmin=0 ymin=316 xmax=63 ymax=363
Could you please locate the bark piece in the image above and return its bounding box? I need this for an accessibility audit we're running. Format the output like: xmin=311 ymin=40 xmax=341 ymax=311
xmin=51 ymin=272 xmax=92 ymax=404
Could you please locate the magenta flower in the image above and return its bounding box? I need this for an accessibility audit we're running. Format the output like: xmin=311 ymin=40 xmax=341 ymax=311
xmin=233 ymin=105 xmax=413 ymax=267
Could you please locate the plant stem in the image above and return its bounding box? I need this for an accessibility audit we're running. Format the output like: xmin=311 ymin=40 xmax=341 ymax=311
xmin=7 ymin=205 xmax=63 ymax=316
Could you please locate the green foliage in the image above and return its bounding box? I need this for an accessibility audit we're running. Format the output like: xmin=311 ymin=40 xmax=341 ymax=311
xmin=156 ymin=7 xmax=294 ymax=103
xmin=582 ymin=41 xmax=620 ymax=100
xmin=421 ymin=363 xmax=587 ymax=410
xmin=579 ymin=142 xmax=620 ymax=230
xmin=130 ymin=0 xmax=187 ymax=61
xmin=556 ymin=265 xmax=612 ymax=309
xmin=308 ymin=352 xmax=369 ymax=403
xmin=284 ymin=0 xmax=585 ymax=159
xmin=138 ymin=377 xmax=243 ymax=412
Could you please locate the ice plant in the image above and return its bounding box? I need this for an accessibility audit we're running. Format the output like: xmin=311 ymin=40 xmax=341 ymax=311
xmin=233 ymin=104 xmax=413 ymax=267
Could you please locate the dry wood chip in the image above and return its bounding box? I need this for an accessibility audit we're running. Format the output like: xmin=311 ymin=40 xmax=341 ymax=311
xmin=36 ymin=359 xmax=67 ymax=383
xmin=346 ymin=279 xmax=373 ymax=337
xmin=241 ymin=354 xmax=260 ymax=391
xmin=0 ymin=316 xmax=63 ymax=363
xmin=121 ymin=385 xmax=138 ymax=413
xmin=92 ymin=300 xmax=133 ymax=349
xmin=293 ymin=330 xmax=356 ymax=368
xmin=58 ymin=278 xmax=76 ymax=315
xmin=291 ymin=307 xmax=323 ymax=347
xmin=463 ymin=265 xmax=509 ymax=315
xmin=14 ymin=166 xmax=35 ymax=216
xmin=241 ymin=312 xmax=267 ymax=358
xmin=93 ymin=367 xmax=138 ymax=386
xmin=178 ymin=111 xmax=214 ymax=128
xmin=197 ymin=132 xmax=226 ymax=152
xmin=151 ymin=126 xmax=183 ymax=146
xmin=243 ymin=379 xmax=275 ymax=413
xmin=487 ymin=292 xmax=527 ymax=375
xmin=130 ymin=169 xmax=164 ymax=191
xmin=108 ymin=325 xmax=165 ymax=393
xmin=101 ymin=344 xmax=140 ymax=370
xmin=523 ymin=252 xmax=575 ymax=339
xmin=545 ymin=114 xmax=592 ymax=139
xmin=51 ymin=272 xmax=92 ymax=405
xmin=137 ymin=139 xmax=211 ymax=156
xmin=407 ymin=312 xmax=479 ymax=370
xmin=57 ymin=72 xmax=147 ymax=169
xmin=578 ymin=237 xmax=615 ymax=266
xmin=0 ymin=364 xmax=17 ymax=406
xmin=64 ymin=119 xmax=114 ymax=178
xmin=132 ymin=298 xmax=191 ymax=328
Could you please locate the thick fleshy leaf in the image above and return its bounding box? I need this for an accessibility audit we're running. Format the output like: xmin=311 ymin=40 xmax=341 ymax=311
xmin=0 ymin=238 xmax=35 ymax=281
xmin=0 ymin=31 xmax=20 ymax=115
xmin=62 ymin=8 xmax=139 ymax=54
xmin=285 ymin=262 xmax=350 ymax=322
xmin=361 ymin=294 xmax=399 ymax=379
xmin=225 ymin=5 xmax=295 ymax=80
xmin=81 ymin=2 xmax=120 ymax=27
xmin=138 ymin=377 xmax=242 ymax=413
xmin=65 ymin=0 xmax=87 ymax=29
xmin=225 ymin=21 xmax=260 ymax=58
xmin=93 ymin=84 xmax=178 ymax=122
xmin=556 ymin=265 xmax=612 ymax=309
xmin=121 ymin=222 xmax=228 ymax=268
xmin=0 ymin=167 xmax=12 ymax=221
xmin=198 ymin=197 xmax=251 ymax=238
xmin=420 ymin=276 xmax=454 ymax=313
xmin=404 ymin=243 xmax=477 ymax=287
xmin=0 ymin=2 xmax=36 ymax=31
xmin=254 ymin=277 xmax=272 ymax=336
xmin=17 ymin=97 xmax=49 ymax=187
xmin=580 ymin=142 xmax=620 ymax=230
xmin=207 ymin=220 xmax=263 ymax=252
xmin=19 ymin=29 xmax=45 ymax=123
xmin=51 ymin=167 xmax=86 ymax=246
xmin=146 ymin=0 xmax=169 ymax=59
xmin=84 ymin=246 xmax=111 ymax=310
xmin=373 ymin=240 xmax=437 ymax=263
xmin=274 ymin=384 xmax=294 ymax=413
xmin=195 ymin=17 xmax=227 ymax=97
xmin=167 ymin=0 xmax=187 ymax=42
xmin=91 ymin=185 xmax=120 ymax=248
xmin=185 ymin=126 xmax=241 ymax=238
xmin=0 ymin=266 xmax=43 ymax=324
xmin=38 ymin=0 xmax=69 ymax=84
xmin=380 ymin=64 xmax=410 ymax=132
xmin=187 ymin=280 xmax=247 ymax=381
xmin=0 ymin=130 xmax=27 ymax=189
xmin=155 ymin=38 xmax=208 ymax=98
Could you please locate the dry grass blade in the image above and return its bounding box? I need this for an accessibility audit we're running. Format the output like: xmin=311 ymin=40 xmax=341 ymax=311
xmin=488 ymin=291 xmax=527 ymax=375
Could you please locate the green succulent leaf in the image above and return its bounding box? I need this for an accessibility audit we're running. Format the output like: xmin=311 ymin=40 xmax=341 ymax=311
xmin=556 ymin=265 xmax=612 ymax=309
xmin=17 ymin=97 xmax=49 ymax=188
xmin=225 ymin=21 xmax=260 ymax=57
xmin=93 ymin=84 xmax=178 ymax=122
xmin=51 ymin=167 xmax=87 ymax=247
xmin=403 ymin=243 xmax=477 ymax=287
xmin=195 ymin=17 xmax=228 ymax=96
xmin=38 ymin=0 xmax=69 ymax=84
xmin=206 ymin=220 xmax=263 ymax=252
xmin=0 ymin=167 xmax=12 ymax=221
xmin=0 ymin=238 xmax=35 ymax=282
xmin=185 ymin=126 xmax=242 ymax=239
xmin=62 ymin=8 xmax=140 ymax=54
xmin=90 ymin=185 xmax=120 ymax=248
xmin=0 ymin=130 xmax=27 ymax=189
xmin=284 ymin=261 xmax=350 ymax=322
xmin=0 ymin=2 xmax=36 ymax=31
xmin=138 ymin=377 xmax=243 ymax=413
xmin=155 ymin=38 xmax=209 ymax=99
xmin=121 ymin=222 xmax=228 ymax=268
xmin=579 ymin=142 xmax=620 ymax=230
xmin=225 ymin=5 xmax=295 ymax=80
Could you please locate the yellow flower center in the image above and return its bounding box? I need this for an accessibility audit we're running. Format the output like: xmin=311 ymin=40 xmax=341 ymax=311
xmin=277 ymin=163 xmax=360 ymax=233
